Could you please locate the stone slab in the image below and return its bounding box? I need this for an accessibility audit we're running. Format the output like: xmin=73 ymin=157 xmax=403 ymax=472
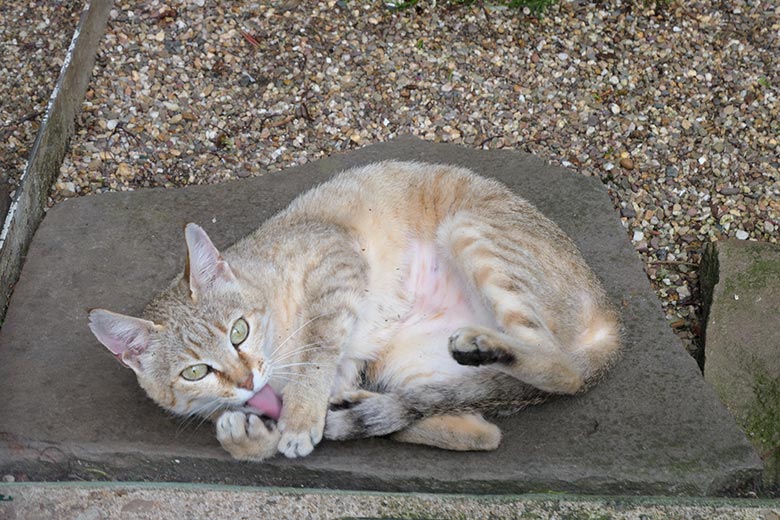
xmin=0 ymin=136 xmax=761 ymax=495
xmin=702 ymin=239 xmax=780 ymax=480
xmin=3 ymin=483 xmax=780 ymax=520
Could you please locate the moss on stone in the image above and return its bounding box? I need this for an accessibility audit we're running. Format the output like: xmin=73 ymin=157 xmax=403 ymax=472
xmin=745 ymin=370 xmax=780 ymax=485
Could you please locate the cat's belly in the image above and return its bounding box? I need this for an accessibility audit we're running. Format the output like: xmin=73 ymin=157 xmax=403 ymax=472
xmin=363 ymin=240 xmax=497 ymax=390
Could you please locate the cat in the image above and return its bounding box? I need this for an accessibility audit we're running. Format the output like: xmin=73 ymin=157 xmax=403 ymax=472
xmin=88 ymin=161 xmax=621 ymax=460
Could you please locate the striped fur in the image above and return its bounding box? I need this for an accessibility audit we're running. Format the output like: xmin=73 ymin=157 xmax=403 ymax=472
xmin=88 ymin=161 xmax=621 ymax=460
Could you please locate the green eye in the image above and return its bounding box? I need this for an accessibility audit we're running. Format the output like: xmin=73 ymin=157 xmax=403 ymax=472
xmin=230 ymin=317 xmax=249 ymax=346
xmin=181 ymin=364 xmax=210 ymax=381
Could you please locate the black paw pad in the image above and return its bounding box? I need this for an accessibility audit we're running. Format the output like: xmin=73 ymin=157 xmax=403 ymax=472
xmin=452 ymin=347 xmax=502 ymax=366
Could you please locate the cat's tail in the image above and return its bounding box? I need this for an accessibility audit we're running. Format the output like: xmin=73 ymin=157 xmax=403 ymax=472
xmin=569 ymin=297 xmax=622 ymax=391
xmin=324 ymin=372 xmax=544 ymax=440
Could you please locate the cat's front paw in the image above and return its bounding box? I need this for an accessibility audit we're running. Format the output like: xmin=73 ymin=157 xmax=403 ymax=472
xmin=277 ymin=415 xmax=325 ymax=458
xmin=448 ymin=326 xmax=515 ymax=366
xmin=216 ymin=411 xmax=280 ymax=460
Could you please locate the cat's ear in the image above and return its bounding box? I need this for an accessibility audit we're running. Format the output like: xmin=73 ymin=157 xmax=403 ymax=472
xmin=88 ymin=309 xmax=159 ymax=372
xmin=183 ymin=223 xmax=236 ymax=300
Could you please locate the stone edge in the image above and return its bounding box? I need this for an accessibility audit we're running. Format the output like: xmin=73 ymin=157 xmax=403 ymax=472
xmin=1 ymin=481 xmax=779 ymax=509
xmin=0 ymin=0 xmax=113 ymax=321
xmin=0 ymin=434 xmax=762 ymax=496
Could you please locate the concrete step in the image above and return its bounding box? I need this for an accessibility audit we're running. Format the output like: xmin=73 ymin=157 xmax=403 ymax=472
xmin=2 ymin=482 xmax=779 ymax=520
xmin=0 ymin=136 xmax=761 ymax=495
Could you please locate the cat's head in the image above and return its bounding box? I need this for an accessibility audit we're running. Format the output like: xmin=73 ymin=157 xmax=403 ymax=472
xmin=88 ymin=223 xmax=282 ymax=421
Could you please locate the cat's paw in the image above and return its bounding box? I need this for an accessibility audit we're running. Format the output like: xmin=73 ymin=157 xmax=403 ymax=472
xmin=448 ymin=326 xmax=515 ymax=366
xmin=216 ymin=411 xmax=280 ymax=461
xmin=325 ymin=390 xmax=401 ymax=440
xmin=277 ymin=416 xmax=325 ymax=459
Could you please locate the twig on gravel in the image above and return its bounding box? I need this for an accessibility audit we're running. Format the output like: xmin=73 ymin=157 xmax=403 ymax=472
xmin=478 ymin=0 xmax=495 ymax=34
xmin=240 ymin=30 xmax=261 ymax=49
xmin=649 ymin=261 xmax=700 ymax=267
xmin=0 ymin=110 xmax=45 ymax=138
xmin=262 ymin=114 xmax=296 ymax=129
xmin=479 ymin=135 xmax=503 ymax=148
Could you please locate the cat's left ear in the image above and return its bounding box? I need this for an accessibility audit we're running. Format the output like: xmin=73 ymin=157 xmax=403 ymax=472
xmin=183 ymin=223 xmax=237 ymax=301
xmin=88 ymin=309 xmax=160 ymax=372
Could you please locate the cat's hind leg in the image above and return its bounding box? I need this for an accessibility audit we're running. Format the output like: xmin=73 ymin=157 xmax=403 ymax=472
xmin=391 ymin=413 xmax=501 ymax=451
xmin=439 ymin=211 xmax=620 ymax=394
xmin=323 ymin=375 xmax=534 ymax=442
xmin=448 ymin=325 xmax=583 ymax=394
xmin=324 ymin=391 xmax=501 ymax=451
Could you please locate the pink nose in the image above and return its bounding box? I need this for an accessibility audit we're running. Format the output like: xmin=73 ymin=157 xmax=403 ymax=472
xmin=238 ymin=374 xmax=254 ymax=391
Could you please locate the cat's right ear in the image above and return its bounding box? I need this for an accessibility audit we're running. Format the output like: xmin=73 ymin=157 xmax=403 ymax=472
xmin=88 ymin=309 xmax=159 ymax=372
xmin=183 ymin=223 xmax=237 ymax=301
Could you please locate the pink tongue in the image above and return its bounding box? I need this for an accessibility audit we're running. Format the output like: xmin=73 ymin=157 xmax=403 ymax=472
xmin=246 ymin=385 xmax=283 ymax=420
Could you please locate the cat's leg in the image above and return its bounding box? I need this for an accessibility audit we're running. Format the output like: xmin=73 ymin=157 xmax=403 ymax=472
xmin=448 ymin=325 xmax=583 ymax=394
xmin=276 ymin=236 xmax=367 ymax=458
xmin=391 ymin=413 xmax=501 ymax=451
xmin=324 ymin=379 xmax=535 ymax=441
xmin=277 ymin=308 xmax=358 ymax=458
xmin=216 ymin=411 xmax=280 ymax=460
xmin=439 ymin=212 xmax=620 ymax=394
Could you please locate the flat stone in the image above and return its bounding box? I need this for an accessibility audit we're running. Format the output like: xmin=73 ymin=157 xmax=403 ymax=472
xmin=0 ymin=136 xmax=761 ymax=494
xmin=702 ymin=239 xmax=780 ymax=475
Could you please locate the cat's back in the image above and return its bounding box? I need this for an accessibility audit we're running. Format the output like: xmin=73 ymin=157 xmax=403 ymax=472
xmin=279 ymin=161 xmax=528 ymax=237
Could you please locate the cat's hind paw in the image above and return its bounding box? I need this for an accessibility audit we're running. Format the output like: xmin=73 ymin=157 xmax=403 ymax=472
xmin=216 ymin=410 xmax=280 ymax=461
xmin=325 ymin=390 xmax=408 ymax=440
xmin=448 ymin=326 xmax=515 ymax=366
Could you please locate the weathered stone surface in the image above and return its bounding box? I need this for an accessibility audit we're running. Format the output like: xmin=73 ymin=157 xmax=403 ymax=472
xmin=703 ymin=239 xmax=780 ymax=479
xmin=0 ymin=137 xmax=761 ymax=494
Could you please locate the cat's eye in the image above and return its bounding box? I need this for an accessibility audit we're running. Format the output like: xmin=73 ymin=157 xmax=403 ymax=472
xmin=181 ymin=364 xmax=210 ymax=381
xmin=230 ymin=317 xmax=249 ymax=347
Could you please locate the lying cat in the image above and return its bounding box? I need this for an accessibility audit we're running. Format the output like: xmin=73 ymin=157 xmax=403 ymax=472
xmin=88 ymin=161 xmax=620 ymax=460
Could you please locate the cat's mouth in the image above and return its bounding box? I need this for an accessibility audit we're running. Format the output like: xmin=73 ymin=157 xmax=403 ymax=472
xmin=245 ymin=384 xmax=283 ymax=420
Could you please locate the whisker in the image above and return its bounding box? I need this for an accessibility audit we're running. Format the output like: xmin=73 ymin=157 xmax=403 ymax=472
xmin=268 ymin=311 xmax=336 ymax=359
xmin=272 ymin=342 xmax=321 ymax=362
xmin=273 ymin=345 xmax=339 ymax=364
xmin=272 ymin=370 xmax=320 ymax=379
xmin=274 ymin=361 xmax=332 ymax=370
xmin=271 ymin=374 xmax=318 ymax=386
xmin=175 ymin=401 xmax=225 ymax=434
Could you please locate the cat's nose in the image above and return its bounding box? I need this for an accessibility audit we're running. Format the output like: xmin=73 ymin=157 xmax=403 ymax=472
xmin=238 ymin=374 xmax=254 ymax=391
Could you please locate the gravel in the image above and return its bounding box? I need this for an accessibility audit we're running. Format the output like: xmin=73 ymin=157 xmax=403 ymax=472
xmin=51 ymin=0 xmax=780 ymax=355
xmin=0 ymin=0 xmax=82 ymax=207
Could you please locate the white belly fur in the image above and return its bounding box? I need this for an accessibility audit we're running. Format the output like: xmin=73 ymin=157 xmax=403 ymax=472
xmin=340 ymin=240 xmax=496 ymax=393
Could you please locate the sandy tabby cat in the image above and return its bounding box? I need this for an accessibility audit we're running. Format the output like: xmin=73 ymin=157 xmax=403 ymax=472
xmin=88 ymin=161 xmax=620 ymax=460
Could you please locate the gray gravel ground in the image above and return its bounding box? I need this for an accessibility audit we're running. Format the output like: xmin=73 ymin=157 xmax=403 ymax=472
xmin=3 ymin=483 xmax=780 ymax=520
xmin=0 ymin=1 xmax=82 ymax=201
xmin=53 ymin=0 xmax=780 ymax=355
